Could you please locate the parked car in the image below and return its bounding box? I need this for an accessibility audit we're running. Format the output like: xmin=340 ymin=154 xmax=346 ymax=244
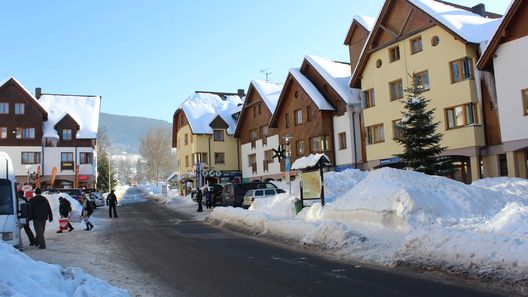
xmin=90 ymin=191 xmax=105 ymax=207
xmin=221 ymin=182 xmax=277 ymax=207
xmin=242 ymin=188 xmax=286 ymax=208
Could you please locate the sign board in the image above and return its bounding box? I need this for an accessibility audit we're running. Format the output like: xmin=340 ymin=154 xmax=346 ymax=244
xmin=285 ymin=158 xmax=291 ymax=172
xmin=301 ymin=170 xmax=321 ymax=199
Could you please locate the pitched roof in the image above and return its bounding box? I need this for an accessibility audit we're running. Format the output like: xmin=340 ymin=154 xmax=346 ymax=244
xmin=180 ymin=92 xmax=243 ymax=135
xmin=344 ymin=15 xmax=376 ymax=45
xmin=289 ymin=68 xmax=334 ymax=111
xmin=0 ymin=77 xmax=48 ymax=118
xmin=250 ymin=80 xmax=283 ymax=114
xmin=477 ymin=0 xmax=523 ymax=70
xmin=38 ymin=94 xmax=101 ymax=139
xmin=305 ymin=55 xmax=361 ymax=105
xmin=351 ymin=0 xmax=502 ymax=87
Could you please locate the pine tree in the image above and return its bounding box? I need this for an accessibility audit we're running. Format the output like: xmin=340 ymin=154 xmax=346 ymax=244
xmin=96 ymin=126 xmax=117 ymax=192
xmin=394 ymin=77 xmax=452 ymax=175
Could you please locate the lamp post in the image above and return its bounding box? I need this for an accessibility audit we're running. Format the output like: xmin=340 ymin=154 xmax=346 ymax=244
xmin=283 ymin=135 xmax=293 ymax=194
xmin=108 ymin=152 xmax=111 ymax=193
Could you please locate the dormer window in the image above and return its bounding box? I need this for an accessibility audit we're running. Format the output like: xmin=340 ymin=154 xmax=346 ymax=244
xmin=63 ymin=129 xmax=72 ymax=141
xmin=15 ymin=103 xmax=25 ymax=115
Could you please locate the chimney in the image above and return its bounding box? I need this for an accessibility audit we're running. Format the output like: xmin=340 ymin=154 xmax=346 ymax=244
xmin=472 ymin=3 xmax=486 ymax=17
xmin=35 ymin=87 xmax=42 ymax=99
xmin=237 ymin=89 xmax=245 ymax=97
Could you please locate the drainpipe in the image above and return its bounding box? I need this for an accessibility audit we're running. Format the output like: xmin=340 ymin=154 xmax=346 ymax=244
xmin=352 ymin=110 xmax=358 ymax=168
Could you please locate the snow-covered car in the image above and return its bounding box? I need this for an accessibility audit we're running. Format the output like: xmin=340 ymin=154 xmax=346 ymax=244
xmin=90 ymin=192 xmax=105 ymax=207
xmin=242 ymin=188 xmax=285 ymax=208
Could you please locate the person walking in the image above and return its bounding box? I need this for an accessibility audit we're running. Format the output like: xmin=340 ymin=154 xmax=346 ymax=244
xmin=81 ymin=195 xmax=94 ymax=231
xmin=204 ymin=188 xmax=212 ymax=209
xmin=107 ymin=189 xmax=118 ymax=218
xmin=17 ymin=190 xmax=35 ymax=246
xmin=56 ymin=197 xmax=74 ymax=233
xmin=196 ymin=189 xmax=203 ymax=212
xmin=29 ymin=188 xmax=53 ymax=249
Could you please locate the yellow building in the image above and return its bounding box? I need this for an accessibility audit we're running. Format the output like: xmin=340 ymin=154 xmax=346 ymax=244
xmin=350 ymin=0 xmax=502 ymax=183
xmin=172 ymin=91 xmax=244 ymax=192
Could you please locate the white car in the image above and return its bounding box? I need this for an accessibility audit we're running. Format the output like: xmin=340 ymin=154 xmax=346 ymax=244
xmin=90 ymin=192 xmax=105 ymax=207
xmin=242 ymin=188 xmax=285 ymax=208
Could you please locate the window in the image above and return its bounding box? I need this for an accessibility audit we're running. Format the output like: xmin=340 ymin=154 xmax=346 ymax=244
xmin=338 ymin=132 xmax=347 ymax=150
xmin=248 ymin=153 xmax=256 ymax=173
xmin=253 ymin=105 xmax=257 ymax=117
xmin=450 ymin=57 xmax=473 ymax=83
xmin=185 ymin=155 xmax=189 ymax=168
xmin=62 ymin=129 xmax=72 ymax=141
xmin=184 ymin=133 xmax=188 ymax=145
xmin=306 ymin=106 xmax=312 ymax=121
xmin=366 ymin=124 xmax=384 ymax=144
xmin=192 ymin=153 xmax=208 ymax=164
xmin=364 ymin=89 xmax=375 ymax=108
xmin=431 ymin=36 xmax=440 ymax=46
xmin=294 ymin=109 xmax=303 ymax=125
xmin=393 ymin=120 xmax=403 ymax=140
xmin=264 ymin=150 xmax=274 ymax=163
xmin=285 ymin=113 xmax=290 ymax=128
xmin=389 ymin=46 xmax=400 ymax=62
xmin=296 ymin=139 xmax=304 ymax=156
xmin=21 ymin=152 xmax=40 ymax=164
xmin=522 ymin=89 xmax=528 ymax=116
xmin=445 ymin=103 xmax=478 ymax=129
xmin=310 ymin=135 xmax=328 ymax=153
xmin=213 ymin=129 xmax=224 ymax=141
xmin=0 ymin=103 xmax=8 ymax=114
xmin=214 ymin=152 xmax=225 ymax=164
xmin=16 ymin=128 xmax=35 ymax=139
xmin=260 ymin=126 xmax=268 ymax=145
xmin=389 ymin=79 xmax=403 ymax=100
xmin=61 ymin=152 xmax=74 ymax=171
xmin=0 ymin=127 xmax=6 ymax=139
xmin=0 ymin=179 xmax=14 ymax=215
xmin=14 ymin=103 xmax=25 ymax=115
xmin=249 ymin=129 xmax=258 ymax=141
xmin=79 ymin=152 xmax=93 ymax=164
xmin=410 ymin=36 xmax=423 ymax=54
xmin=376 ymin=59 xmax=382 ymax=68
xmin=414 ymin=71 xmax=430 ymax=91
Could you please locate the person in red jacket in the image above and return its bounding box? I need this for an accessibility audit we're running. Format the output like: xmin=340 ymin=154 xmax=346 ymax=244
xmin=29 ymin=188 xmax=53 ymax=249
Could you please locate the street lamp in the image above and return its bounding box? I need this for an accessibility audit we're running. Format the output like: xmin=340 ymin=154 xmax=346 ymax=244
xmin=283 ymin=135 xmax=293 ymax=195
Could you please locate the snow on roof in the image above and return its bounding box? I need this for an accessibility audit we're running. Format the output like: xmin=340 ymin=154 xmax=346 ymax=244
xmin=251 ymin=80 xmax=284 ymax=113
xmin=354 ymin=15 xmax=376 ymax=31
xmin=291 ymin=153 xmax=331 ymax=170
xmin=181 ymin=92 xmax=243 ymax=135
xmin=38 ymin=94 xmax=101 ymax=139
xmin=409 ymin=0 xmax=501 ymax=43
xmin=0 ymin=77 xmax=47 ymax=113
xmin=289 ymin=69 xmax=334 ymax=111
xmin=305 ymin=55 xmax=361 ymax=105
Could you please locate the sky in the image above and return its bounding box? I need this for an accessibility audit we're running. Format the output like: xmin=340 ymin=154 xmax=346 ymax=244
xmin=0 ymin=0 xmax=510 ymax=122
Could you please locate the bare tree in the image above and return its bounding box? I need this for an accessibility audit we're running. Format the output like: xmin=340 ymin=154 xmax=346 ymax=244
xmin=139 ymin=128 xmax=175 ymax=182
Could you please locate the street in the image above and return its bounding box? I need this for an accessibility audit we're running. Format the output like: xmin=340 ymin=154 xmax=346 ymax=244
xmin=105 ymin=188 xmax=505 ymax=297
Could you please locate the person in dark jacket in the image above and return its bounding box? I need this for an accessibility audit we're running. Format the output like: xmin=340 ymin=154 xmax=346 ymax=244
xmin=81 ymin=195 xmax=94 ymax=230
xmin=17 ymin=190 xmax=35 ymax=246
xmin=106 ymin=189 xmax=118 ymax=218
xmin=29 ymin=188 xmax=53 ymax=249
xmin=204 ymin=188 xmax=212 ymax=209
xmin=196 ymin=189 xmax=203 ymax=212
xmin=56 ymin=197 xmax=74 ymax=233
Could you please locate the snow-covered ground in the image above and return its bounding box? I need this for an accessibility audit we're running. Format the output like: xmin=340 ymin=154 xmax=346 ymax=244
xmin=207 ymin=168 xmax=528 ymax=286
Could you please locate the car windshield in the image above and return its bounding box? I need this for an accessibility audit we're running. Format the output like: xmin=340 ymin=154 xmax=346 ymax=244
xmin=0 ymin=179 xmax=14 ymax=215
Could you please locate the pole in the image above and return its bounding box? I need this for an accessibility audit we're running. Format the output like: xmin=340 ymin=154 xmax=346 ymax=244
xmin=108 ymin=153 xmax=111 ymax=193
xmin=320 ymin=159 xmax=325 ymax=207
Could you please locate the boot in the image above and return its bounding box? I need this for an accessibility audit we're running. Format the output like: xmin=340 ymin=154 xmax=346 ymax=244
xmin=56 ymin=230 xmax=63 ymax=233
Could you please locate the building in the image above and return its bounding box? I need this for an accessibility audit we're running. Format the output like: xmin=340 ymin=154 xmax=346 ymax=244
xmin=172 ymin=91 xmax=244 ymax=191
xmin=350 ymin=0 xmax=502 ymax=183
xmin=269 ymin=55 xmax=363 ymax=174
xmin=477 ymin=0 xmax=528 ymax=178
xmin=0 ymin=77 xmax=101 ymax=188
xmin=234 ymin=80 xmax=283 ymax=182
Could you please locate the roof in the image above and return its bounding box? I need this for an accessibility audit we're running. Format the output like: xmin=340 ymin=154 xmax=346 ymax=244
xmin=291 ymin=153 xmax=331 ymax=170
xmin=354 ymin=15 xmax=376 ymax=32
xmin=251 ymin=80 xmax=284 ymax=113
xmin=0 ymin=77 xmax=48 ymax=118
xmin=289 ymin=68 xmax=334 ymax=111
xmin=38 ymin=94 xmax=101 ymax=139
xmin=179 ymin=92 xmax=243 ymax=135
xmin=477 ymin=0 xmax=522 ymax=70
xmin=351 ymin=0 xmax=502 ymax=87
xmin=305 ymin=55 xmax=361 ymax=105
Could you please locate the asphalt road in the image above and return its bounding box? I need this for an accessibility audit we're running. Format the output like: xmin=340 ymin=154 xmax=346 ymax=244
xmin=107 ymin=188 xmax=505 ymax=297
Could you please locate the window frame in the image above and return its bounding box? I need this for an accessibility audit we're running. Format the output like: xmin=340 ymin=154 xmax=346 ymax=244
xmin=79 ymin=152 xmax=93 ymax=165
xmin=444 ymin=103 xmax=479 ymax=130
xmin=413 ymin=70 xmax=430 ymax=91
xmin=338 ymin=132 xmax=347 ymax=150
xmin=16 ymin=127 xmax=35 ymax=139
xmin=392 ymin=119 xmax=403 ymax=140
xmin=62 ymin=129 xmax=73 ymax=141
xmin=185 ymin=155 xmax=189 ymax=168
xmin=294 ymin=109 xmax=303 ymax=126
xmin=0 ymin=127 xmax=6 ymax=139
xmin=410 ymin=36 xmax=423 ymax=55
xmin=389 ymin=79 xmax=403 ymax=100
xmin=60 ymin=152 xmax=74 ymax=171
xmin=450 ymin=57 xmax=474 ymax=83
xmin=296 ymin=139 xmax=304 ymax=156
xmin=389 ymin=45 xmax=400 ymax=63
xmin=21 ymin=152 xmax=41 ymax=164
xmin=214 ymin=152 xmax=225 ymax=164
xmin=364 ymin=89 xmax=375 ymax=108
xmin=213 ymin=129 xmax=224 ymax=142
xmin=366 ymin=123 xmax=385 ymax=145
xmin=184 ymin=133 xmax=188 ymax=145
xmin=522 ymin=89 xmax=528 ymax=116
xmin=0 ymin=102 xmax=8 ymax=114
xmin=14 ymin=103 xmax=25 ymax=115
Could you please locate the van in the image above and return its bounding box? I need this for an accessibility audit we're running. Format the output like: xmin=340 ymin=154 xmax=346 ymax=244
xmin=221 ymin=182 xmax=277 ymax=207
xmin=242 ymin=188 xmax=286 ymax=208
xmin=0 ymin=152 xmax=27 ymax=248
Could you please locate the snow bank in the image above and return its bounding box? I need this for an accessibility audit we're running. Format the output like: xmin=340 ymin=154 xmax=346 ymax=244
xmin=0 ymin=242 xmax=128 ymax=297
xmin=472 ymin=177 xmax=528 ymax=200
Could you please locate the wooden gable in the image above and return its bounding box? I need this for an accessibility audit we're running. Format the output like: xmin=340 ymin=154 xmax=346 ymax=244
xmin=172 ymin=109 xmax=189 ymax=148
xmin=54 ymin=113 xmax=84 ymax=147
xmin=478 ymin=0 xmax=528 ymax=70
xmin=209 ymin=115 xmax=229 ymax=130
xmin=344 ymin=20 xmax=371 ymax=74
xmin=54 ymin=113 xmax=80 ymax=132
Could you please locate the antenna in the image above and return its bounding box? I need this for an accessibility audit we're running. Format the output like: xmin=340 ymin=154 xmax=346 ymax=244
xmin=260 ymin=68 xmax=274 ymax=82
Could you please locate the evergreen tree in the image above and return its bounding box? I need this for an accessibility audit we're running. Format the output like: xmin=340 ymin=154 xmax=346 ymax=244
xmin=394 ymin=77 xmax=452 ymax=175
xmin=96 ymin=126 xmax=117 ymax=192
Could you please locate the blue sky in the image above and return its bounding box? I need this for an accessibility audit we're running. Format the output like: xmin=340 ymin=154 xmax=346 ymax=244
xmin=0 ymin=1 xmax=509 ymax=122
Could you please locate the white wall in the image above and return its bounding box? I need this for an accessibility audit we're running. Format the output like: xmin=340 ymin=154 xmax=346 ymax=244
xmin=241 ymin=134 xmax=280 ymax=180
xmin=493 ymin=35 xmax=528 ymax=143
xmin=0 ymin=146 xmax=41 ymax=177
xmin=333 ymin=109 xmax=362 ymax=167
xmin=43 ymin=147 xmax=96 ymax=177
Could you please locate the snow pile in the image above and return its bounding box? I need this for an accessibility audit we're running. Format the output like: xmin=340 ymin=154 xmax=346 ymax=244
xmin=251 ymin=80 xmax=283 ymax=113
xmin=46 ymin=193 xmax=84 ymax=224
xmin=210 ymin=167 xmax=528 ymax=281
xmin=0 ymin=241 xmax=128 ymax=297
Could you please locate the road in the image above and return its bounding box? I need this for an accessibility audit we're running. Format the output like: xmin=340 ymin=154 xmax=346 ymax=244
xmin=107 ymin=188 xmax=505 ymax=297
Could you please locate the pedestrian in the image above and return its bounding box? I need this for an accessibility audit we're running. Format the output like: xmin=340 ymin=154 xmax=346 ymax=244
xmin=81 ymin=195 xmax=94 ymax=231
xmin=29 ymin=188 xmax=53 ymax=249
xmin=107 ymin=189 xmax=118 ymax=218
xmin=56 ymin=197 xmax=74 ymax=233
xmin=204 ymin=188 xmax=212 ymax=209
xmin=196 ymin=189 xmax=203 ymax=212
xmin=17 ymin=190 xmax=35 ymax=246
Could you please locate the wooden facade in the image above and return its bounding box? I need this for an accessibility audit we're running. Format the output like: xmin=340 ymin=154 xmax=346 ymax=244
xmin=344 ymin=20 xmax=371 ymax=75
xmin=172 ymin=109 xmax=188 ymax=148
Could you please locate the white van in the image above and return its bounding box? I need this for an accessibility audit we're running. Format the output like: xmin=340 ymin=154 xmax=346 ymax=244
xmin=0 ymin=152 xmax=23 ymax=247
